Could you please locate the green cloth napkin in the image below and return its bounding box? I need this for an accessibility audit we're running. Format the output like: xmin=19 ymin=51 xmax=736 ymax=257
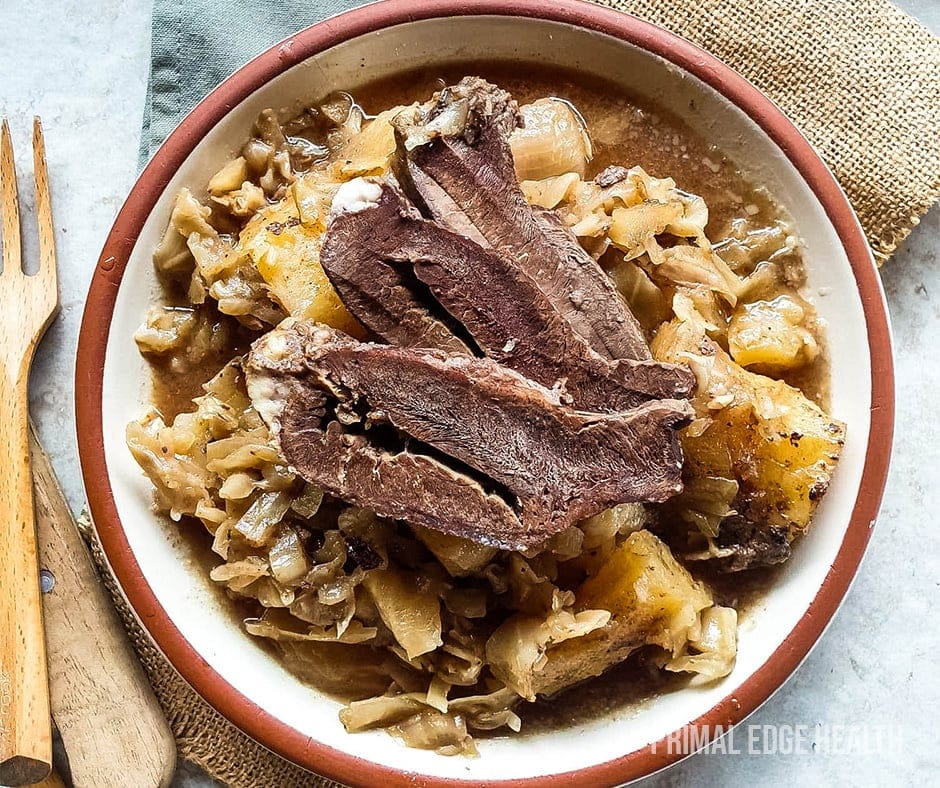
xmin=142 ymin=0 xmax=367 ymax=161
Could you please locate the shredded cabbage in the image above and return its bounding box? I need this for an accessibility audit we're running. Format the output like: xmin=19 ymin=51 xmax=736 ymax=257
xmin=124 ymin=84 xmax=841 ymax=756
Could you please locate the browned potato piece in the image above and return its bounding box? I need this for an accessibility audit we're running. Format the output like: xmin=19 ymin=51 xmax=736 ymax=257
xmin=727 ymin=295 xmax=818 ymax=371
xmin=491 ymin=531 xmax=714 ymax=699
xmin=653 ymin=313 xmax=844 ymax=539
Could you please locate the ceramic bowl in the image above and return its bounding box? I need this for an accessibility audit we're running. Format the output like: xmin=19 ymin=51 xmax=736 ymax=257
xmin=75 ymin=0 xmax=894 ymax=784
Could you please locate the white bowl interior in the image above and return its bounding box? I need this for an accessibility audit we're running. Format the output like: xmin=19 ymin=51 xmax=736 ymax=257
xmin=99 ymin=16 xmax=872 ymax=782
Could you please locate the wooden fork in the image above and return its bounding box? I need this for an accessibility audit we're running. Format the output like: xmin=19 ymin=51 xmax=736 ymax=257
xmin=0 ymin=118 xmax=58 ymax=786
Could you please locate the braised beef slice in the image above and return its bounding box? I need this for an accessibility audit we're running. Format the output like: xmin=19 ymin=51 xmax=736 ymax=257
xmin=393 ymin=77 xmax=651 ymax=362
xmin=245 ymin=321 xmax=692 ymax=550
xmin=319 ymin=186 xmax=472 ymax=355
xmin=323 ymin=180 xmax=692 ymax=410
xmin=394 ymin=160 xmax=490 ymax=248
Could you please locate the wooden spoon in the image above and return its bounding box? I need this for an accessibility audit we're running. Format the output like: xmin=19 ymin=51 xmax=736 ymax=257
xmin=31 ymin=426 xmax=176 ymax=787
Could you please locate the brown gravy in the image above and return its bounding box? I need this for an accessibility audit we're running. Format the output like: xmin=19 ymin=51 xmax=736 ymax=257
xmin=143 ymin=62 xmax=831 ymax=734
xmin=357 ymin=62 xmax=772 ymax=234
xmin=150 ymin=62 xmax=827 ymax=419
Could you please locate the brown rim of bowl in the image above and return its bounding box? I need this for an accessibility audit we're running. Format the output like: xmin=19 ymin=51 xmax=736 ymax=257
xmin=75 ymin=0 xmax=895 ymax=785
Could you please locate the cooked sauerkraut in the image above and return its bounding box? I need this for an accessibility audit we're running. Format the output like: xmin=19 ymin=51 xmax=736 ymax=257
xmin=129 ymin=75 xmax=842 ymax=755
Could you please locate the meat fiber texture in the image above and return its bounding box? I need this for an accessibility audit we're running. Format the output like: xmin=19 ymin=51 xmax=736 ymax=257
xmin=322 ymin=179 xmax=693 ymax=411
xmin=249 ymin=77 xmax=697 ymax=551
xmin=245 ymin=321 xmax=692 ymax=550
xmin=392 ymin=77 xmax=653 ymax=363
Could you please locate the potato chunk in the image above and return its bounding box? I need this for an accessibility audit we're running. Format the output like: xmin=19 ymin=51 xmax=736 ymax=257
xmin=728 ymin=295 xmax=819 ymax=371
xmin=574 ymin=531 xmax=712 ymax=651
xmin=653 ymin=309 xmax=844 ymax=539
xmin=239 ymin=186 xmax=364 ymax=336
xmin=509 ymin=531 xmax=716 ymax=698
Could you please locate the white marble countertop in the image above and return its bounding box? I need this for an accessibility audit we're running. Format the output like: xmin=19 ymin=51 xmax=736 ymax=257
xmin=1 ymin=2 xmax=936 ymax=786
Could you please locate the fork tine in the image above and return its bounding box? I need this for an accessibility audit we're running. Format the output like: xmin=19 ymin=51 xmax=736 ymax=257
xmin=1 ymin=118 xmax=22 ymax=274
xmin=32 ymin=118 xmax=57 ymax=287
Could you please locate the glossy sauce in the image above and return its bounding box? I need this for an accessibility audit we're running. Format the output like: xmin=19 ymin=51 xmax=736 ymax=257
xmin=144 ymin=62 xmax=830 ymax=732
xmin=151 ymin=62 xmax=827 ymax=417
xmin=351 ymin=64 xmax=826 ymax=732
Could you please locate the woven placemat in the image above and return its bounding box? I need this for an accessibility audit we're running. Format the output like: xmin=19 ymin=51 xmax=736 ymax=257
xmin=79 ymin=513 xmax=343 ymax=788
xmin=105 ymin=1 xmax=939 ymax=786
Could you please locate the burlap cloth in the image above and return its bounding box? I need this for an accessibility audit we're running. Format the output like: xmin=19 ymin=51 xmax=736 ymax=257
xmin=98 ymin=1 xmax=940 ymax=786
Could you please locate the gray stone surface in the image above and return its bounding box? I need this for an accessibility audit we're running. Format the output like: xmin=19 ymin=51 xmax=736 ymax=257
xmin=0 ymin=1 xmax=935 ymax=786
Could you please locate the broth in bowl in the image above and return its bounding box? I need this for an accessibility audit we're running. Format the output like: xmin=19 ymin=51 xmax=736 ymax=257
xmin=126 ymin=63 xmax=844 ymax=755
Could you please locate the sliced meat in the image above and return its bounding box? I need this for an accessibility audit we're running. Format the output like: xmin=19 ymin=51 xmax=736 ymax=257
xmin=290 ymin=415 xmax=524 ymax=549
xmin=318 ymin=178 xmax=471 ymax=355
xmin=245 ymin=320 xmax=693 ymax=550
xmin=393 ymin=158 xmax=489 ymax=248
xmin=393 ymin=77 xmax=651 ymax=362
xmin=323 ymin=179 xmax=693 ymax=410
